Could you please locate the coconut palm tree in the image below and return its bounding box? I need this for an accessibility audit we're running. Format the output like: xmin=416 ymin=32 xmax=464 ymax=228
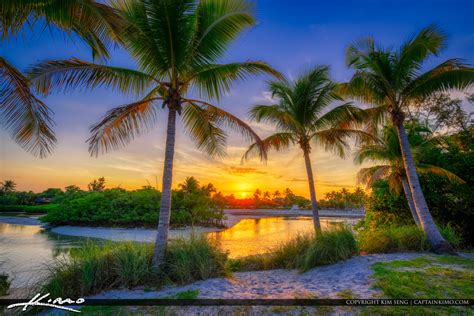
xmin=343 ymin=25 xmax=474 ymax=253
xmin=355 ymin=125 xmax=464 ymax=227
xmin=243 ymin=66 xmax=369 ymax=231
xmin=1 ymin=0 xmax=125 ymax=157
xmin=28 ymin=0 xmax=280 ymax=269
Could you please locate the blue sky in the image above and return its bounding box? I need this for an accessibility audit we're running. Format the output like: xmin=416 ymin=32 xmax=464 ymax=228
xmin=1 ymin=0 xmax=473 ymax=195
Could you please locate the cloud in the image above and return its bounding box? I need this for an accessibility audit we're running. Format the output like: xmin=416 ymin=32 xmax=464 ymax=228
xmin=224 ymin=166 xmax=268 ymax=175
xmin=251 ymin=91 xmax=278 ymax=104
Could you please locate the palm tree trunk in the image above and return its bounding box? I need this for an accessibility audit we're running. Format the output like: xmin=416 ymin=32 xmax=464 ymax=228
xmin=303 ymin=148 xmax=322 ymax=232
xmin=401 ymin=177 xmax=421 ymax=227
xmin=152 ymin=108 xmax=177 ymax=269
xmin=394 ymin=123 xmax=454 ymax=254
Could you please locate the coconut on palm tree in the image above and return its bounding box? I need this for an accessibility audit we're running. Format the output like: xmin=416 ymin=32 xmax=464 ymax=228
xmin=0 ymin=0 xmax=125 ymax=157
xmin=28 ymin=0 xmax=280 ymax=269
xmin=243 ymin=66 xmax=369 ymax=231
xmin=343 ymin=24 xmax=474 ymax=253
xmin=355 ymin=124 xmax=464 ymax=227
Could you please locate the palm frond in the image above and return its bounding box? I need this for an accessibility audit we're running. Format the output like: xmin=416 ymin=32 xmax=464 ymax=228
xmin=181 ymin=102 xmax=227 ymax=158
xmin=28 ymin=58 xmax=155 ymax=96
xmin=395 ymin=24 xmax=446 ymax=83
xmin=1 ymin=0 xmax=126 ymax=59
xmin=242 ymin=132 xmax=294 ymax=162
xmin=87 ymin=97 xmax=161 ymax=156
xmin=356 ymin=165 xmax=391 ymax=188
xmin=403 ymin=59 xmax=474 ymax=99
xmin=312 ymin=128 xmax=374 ymax=158
xmin=190 ymin=0 xmax=255 ymax=65
xmin=184 ymin=98 xmax=266 ymax=160
xmin=248 ymin=104 xmax=301 ymax=132
xmin=311 ymin=103 xmax=367 ymax=131
xmin=0 ymin=57 xmax=56 ymax=158
xmin=189 ymin=61 xmax=282 ymax=99
xmin=416 ymin=164 xmax=465 ymax=184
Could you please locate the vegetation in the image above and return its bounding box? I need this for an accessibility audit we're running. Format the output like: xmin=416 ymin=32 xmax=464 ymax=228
xmin=355 ymin=124 xmax=464 ymax=227
xmin=318 ymin=187 xmax=366 ymax=210
xmin=343 ymin=24 xmax=474 ymax=253
xmin=229 ymin=227 xmax=358 ymax=271
xmin=357 ymin=225 xmax=462 ymax=254
xmin=42 ymin=235 xmax=227 ymax=298
xmin=243 ymin=65 xmax=368 ymax=231
xmin=366 ymin=256 xmax=474 ymax=315
xmin=0 ymin=273 xmax=10 ymax=296
xmin=28 ymin=0 xmax=280 ymax=270
xmin=0 ymin=0 xmax=125 ymax=157
xmin=40 ymin=177 xmax=224 ymax=227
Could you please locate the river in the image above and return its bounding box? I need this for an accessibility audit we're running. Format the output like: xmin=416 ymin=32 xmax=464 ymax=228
xmin=0 ymin=215 xmax=359 ymax=289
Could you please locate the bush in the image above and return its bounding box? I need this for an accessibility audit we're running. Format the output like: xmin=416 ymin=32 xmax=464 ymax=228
xmin=0 ymin=273 xmax=10 ymax=296
xmin=41 ymin=187 xmax=224 ymax=228
xmin=357 ymin=225 xmax=463 ymax=254
xmin=42 ymin=236 xmax=228 ymax=297
xmin=230 ymin=227 xmax=358 ymax=272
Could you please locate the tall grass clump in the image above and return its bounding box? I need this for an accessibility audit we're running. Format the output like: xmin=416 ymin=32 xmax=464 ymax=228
xmin=230 ymin=227 xmax=358 ymax=272
xmin=300 ymin=227 xmax=358 ymax=271
xmin=0 ymin=273 xmax=10 ymax=296
xmin=162 ymin=234 xmax=228 ymax=284
xmin=358 ymin=225 xmax=463 ymax=254
xmin=42 ymin=236 xmax=228 ymax=298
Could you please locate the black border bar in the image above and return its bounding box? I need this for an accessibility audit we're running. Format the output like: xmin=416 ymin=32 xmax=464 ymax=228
xmin=1 ymin=299 xmax=473 ymax=306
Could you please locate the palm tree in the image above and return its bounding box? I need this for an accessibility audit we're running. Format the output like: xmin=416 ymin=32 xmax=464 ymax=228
xmin=355 ymin=125 xmax=464 ymax=227
xmin=343 ymin=25 xmax=474 ymax=253
xmin=243 ymin=66 xmax=368 ymax=231
xmin=28 ymin=0 xmax=280 ymax=269
xmin=1 ymin=0 xmax=125 ymax=157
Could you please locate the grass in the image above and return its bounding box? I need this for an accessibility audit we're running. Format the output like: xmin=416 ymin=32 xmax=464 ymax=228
xmin=357 ymin=225 xmax=463 ymax=254
xmin=229 ymin=226 xmax=358 ymax=272
xmin=42 ymin=235 xmax=227 ymax=298
xmin=361 ymin=255 xmax=474 ymax=315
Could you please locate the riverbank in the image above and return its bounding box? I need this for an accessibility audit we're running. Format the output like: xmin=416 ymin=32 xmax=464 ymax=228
xmin=0 ymin=209 xmax=362 ymax=242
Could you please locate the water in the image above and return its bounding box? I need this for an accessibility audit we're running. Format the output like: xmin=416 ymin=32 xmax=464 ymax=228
xmin=0 ymin=216 xmax=358 ymax=289
xmin=209 ymin=216 xmax=358 ymax=258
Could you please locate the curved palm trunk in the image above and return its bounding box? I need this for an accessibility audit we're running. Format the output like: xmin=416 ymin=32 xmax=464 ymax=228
xmin=152 ymin=108 xmax=177 ymax=270
xmin=303 ymin=149 xmax=322 ymax=233
xmin=395 ymin=123 xmax=454 ymax=254
xmin=401 ymin=177 xmax=421 ymax=227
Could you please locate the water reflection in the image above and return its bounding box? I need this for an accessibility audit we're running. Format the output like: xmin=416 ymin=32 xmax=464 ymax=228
xmin=209 ymin=216 xmax=358 ymax=258
xmin=0 ymin=223 xmax=89 ymax=289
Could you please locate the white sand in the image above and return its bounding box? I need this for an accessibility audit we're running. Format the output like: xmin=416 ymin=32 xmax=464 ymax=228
xmin=90 ymin=253 xmax=428 ymax=300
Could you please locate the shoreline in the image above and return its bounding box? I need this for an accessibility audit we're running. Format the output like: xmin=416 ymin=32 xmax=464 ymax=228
xmin=0 ymin=209 xmax=362 ymax=242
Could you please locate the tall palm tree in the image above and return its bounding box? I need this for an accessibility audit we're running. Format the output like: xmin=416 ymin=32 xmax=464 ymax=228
xmin=28 ymin=0 xmax=280 ymax=269
xmin=343 ymin=25 xmax=474 ymax=253
xmin=1 ymin=0 xmax=125 ymax=157
xmin=355 ymin=125 xmax=464 ymax=227
xmin=243 ymin=66 xmax=368 ymax=231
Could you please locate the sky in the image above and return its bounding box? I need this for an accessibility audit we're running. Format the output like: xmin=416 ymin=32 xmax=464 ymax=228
xmin=1 ymin=0 xmax=473 ymax=198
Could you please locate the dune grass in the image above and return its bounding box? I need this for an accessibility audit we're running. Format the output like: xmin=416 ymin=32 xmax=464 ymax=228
xmin=229 ymin=226 xmax=358 ymax=272
xmin=42 ymin=235 xmax=227 ymax=298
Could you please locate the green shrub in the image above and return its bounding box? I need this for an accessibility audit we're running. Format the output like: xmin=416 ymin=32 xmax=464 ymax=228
xmin=230 ymin=227 xmax=358 ymax=272
xmin=0 ymin=273 xmax=10 ymax=296
xmin=41 ymin=187 xmax=224 ymax=227
xmin=42 ymin=236 xmax=228 ymax=297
